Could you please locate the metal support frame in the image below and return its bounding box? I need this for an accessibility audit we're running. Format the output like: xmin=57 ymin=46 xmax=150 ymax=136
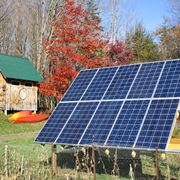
xmin=92 ymin=144 xmax=96 ymax=180
xmin=51 ymin=144 xmax=57 ymax=175
xmin=155 ymin=149 xmax=159 ymax=180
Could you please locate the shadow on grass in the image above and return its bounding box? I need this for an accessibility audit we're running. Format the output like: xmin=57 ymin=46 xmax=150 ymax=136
xmin=49 ymin=147 xmax=164 ymax=179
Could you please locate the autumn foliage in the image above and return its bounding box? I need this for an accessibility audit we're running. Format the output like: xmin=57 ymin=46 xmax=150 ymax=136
xmin=39 ymin=0 xmax=132 ymax=99
xmin=108 ymin=40 xmax=133 ymax=66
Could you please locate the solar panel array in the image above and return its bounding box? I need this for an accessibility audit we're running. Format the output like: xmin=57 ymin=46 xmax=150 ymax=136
xmin=35 ymin=59 xmax=180 ymax=151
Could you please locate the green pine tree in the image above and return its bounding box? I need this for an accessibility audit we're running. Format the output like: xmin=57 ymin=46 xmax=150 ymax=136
xmin=126 ymin=23 xmax=160 ymax=63
xmin=85 ymin=0 xmax=101 ymax=23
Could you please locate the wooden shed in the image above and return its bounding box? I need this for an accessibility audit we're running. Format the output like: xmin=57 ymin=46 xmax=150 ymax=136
xmin=0 ymin=54 xmax=43 ymax=114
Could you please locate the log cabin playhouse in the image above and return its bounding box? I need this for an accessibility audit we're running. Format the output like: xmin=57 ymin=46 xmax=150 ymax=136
xmin=0 ymin=54 xmax=43 ymax=114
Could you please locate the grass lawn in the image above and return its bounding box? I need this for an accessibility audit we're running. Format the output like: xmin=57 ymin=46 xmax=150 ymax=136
xmin=0 ymin=137 xmax=130 ymax=180
xmin=0 ymin=137 xmax=51 ymax=163
xmin=0 ymin=112 xmax=179 ymax=179
xmin=0 ymin=112 xmax=45 ymax=135
xmin=1 ymin=137 xmax=179 ymax=179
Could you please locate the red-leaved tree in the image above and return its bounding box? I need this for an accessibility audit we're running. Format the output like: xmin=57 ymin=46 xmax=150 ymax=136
xmin=39 ymin=0 xmax=107 ymax=99
xmin=39 ymin=0 xmax=133 ymax=100
xmin=107 ymin=40 xmax=133 ymax=66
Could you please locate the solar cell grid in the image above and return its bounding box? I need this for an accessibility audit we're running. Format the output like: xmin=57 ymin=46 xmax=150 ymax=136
xmin=154 ymin=60 xmax=180 ymax=98
xmin=35 ymin=59 xmax=180 ymax=152
xmin=106 ymin=100 xmax=149 ymax=147
xmin=104 ymin=65 xmax=140 ymax=100
xmin=82 ymin=67 xmax=118 ymax=100
xmin=135 ymin=99 xmax=179 ymax=150
xmin=128 ymin=62 xmax=164 ymax=99
xmin=62 ymin=69 xmax=97 ymax=101
xmin=35 ymin=102 xmax=77 ymax=143
xmin=55 ymin=102 xmax=99 ymax=145
xmin=79 ymin=101 xmax=123 ymax=145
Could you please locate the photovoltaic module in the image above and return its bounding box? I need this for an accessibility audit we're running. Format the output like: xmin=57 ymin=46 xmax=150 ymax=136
xmin=35 ymin=59 xmax=180 ymax=151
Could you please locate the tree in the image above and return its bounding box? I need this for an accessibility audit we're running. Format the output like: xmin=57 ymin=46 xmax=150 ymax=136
xmin=0 ymin=0 xmax=14 ymax=53
xmin=108 ymin=40 xmax=133 ymax=66
xmin=169 ymin=0 xmax=180 ymax=24
xmin=85 ymin=0 xmax=101 ymax=23
xmin=126 ymin=23 xmax=160 ymax=63
xmin=156 ymin=24 xmax=180 ymax=59
xmin=0 ymin=0 xmax=62 ymax=110
xmin=39 ymin=0 xmax=107 ymax=99
xmin=0 ymin=0 xmax=12 ymax=23
xmin=98 ymin=0 xmax=136 ymax=43
xmin=155 ymin=0 xmax=180 ymax=59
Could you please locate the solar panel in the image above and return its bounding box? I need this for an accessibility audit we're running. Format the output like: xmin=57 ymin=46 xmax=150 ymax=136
xmin=135 ymin=99 xmax=179 ymax=150
xmin=62 ymin=69 xmax=97 ymax=101
xmin=103 ymin=65 xmax=140 ymax=100
xmin=81 ymin=67 xmax=118 ymax=100
xmin=79 ymin=101 xmax=123 ymax=145
xmin=105 ymin=100 xmax=149 ymax=147
xmin=35 ymin=59 xmax=180 ymax=152
xmin=154 ymin=60 xmax=180 ymax=98
xmin=128 ymin=62 xmax=164 ymax=99
xmin=55 ymin=102 xmax=99 ymax=144
xmin=35 ymin=102 xmax=77 ymax=143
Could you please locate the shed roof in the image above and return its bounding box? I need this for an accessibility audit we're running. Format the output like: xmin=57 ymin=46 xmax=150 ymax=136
xmin=0 ymin=54 xmax=43 ymax=82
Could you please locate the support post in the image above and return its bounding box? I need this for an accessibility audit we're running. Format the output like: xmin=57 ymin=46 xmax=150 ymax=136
xmin=92 ymin=144 xmax=96 ymax=180
xmin=52 ymin=144 xmax=57 ymax=175
xmin=86 ymin=147 xmax=90 ymax=173
xmin=4 ymin=145 xmax=8 ymax=177
xmin=155 ymin=149 xmax=159 ymax=180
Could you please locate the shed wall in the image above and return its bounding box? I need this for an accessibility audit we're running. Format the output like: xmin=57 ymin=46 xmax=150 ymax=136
xmin=5 ymin=82 xmax=37 ymax=111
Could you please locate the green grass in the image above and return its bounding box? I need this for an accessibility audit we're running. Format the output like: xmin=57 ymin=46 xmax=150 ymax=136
xmin=0 ymin=112 xmax=44 ymax=135
xmin=0 ymin=138 xmax=51 ymax=163
xmin=96 ymin=174 xmax=128 ymax=180
xmin=58 ymin=169 xmax=129 ymax=180
xmin=0 ymin=137 xmax=180 ymax=179
xmin=0 ymin=138 xmax=129 ymax=179
xmin=0 ymin=112 xmax=179 ymax=179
